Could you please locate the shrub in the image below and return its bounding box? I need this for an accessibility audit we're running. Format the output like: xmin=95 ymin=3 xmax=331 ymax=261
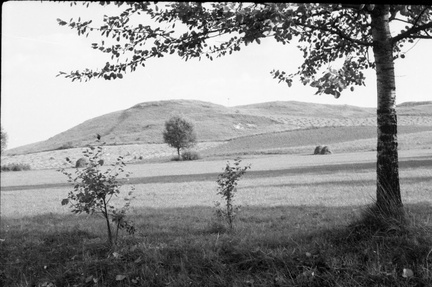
xmin=1 ymin=125 xmax=7 ymax=152
xmin=59 ymin=140 xmax=136 ymax=246
xmin=1 ymin=163 xmax=31 ymax=172
xmin=181 ymin=150 xmax=200 ymax=161
xmin=214 ymin=158 xmax=251 ymax=230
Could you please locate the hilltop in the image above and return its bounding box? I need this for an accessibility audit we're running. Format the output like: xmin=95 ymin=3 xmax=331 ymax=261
xmin=4 ymin=100 xmax=432 ymax=156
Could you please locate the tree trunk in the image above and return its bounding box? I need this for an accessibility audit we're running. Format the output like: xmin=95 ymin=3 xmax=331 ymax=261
xmin=103 ymin=198 xmax=113 ymax=245
xmin=370 ymin=5 xmax=403 ymax=214
xmin=177 ymin=147 xmax=181 ymax=159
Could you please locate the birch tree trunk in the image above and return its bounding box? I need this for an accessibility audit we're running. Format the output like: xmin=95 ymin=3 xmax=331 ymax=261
xmin=370 ymin=5 xmax=403 ymax=213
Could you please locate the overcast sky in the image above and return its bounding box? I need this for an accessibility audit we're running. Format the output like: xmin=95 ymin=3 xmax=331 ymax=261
xmin=2 ymin=2 xmax=432 ymax=149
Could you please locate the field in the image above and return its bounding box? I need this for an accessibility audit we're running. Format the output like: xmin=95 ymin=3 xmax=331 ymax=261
xmin=1 ymin=148 xmax=431 ymax=286
xmin=1 ymin=100 xmax=432 ymax=286
xmin=1 ymin=125 xmax=431 ymax=171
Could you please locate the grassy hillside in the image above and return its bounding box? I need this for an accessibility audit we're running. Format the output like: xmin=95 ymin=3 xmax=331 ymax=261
xmin=4 ymin=100 xmax=432 ymax=156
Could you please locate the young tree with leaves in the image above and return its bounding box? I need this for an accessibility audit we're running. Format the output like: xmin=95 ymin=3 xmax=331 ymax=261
xmin=57 ymin=3 xmax=432 ymax=218
xmin=59 ymin=141 xmax=136 ymax=246
xmin=163 ymin=115 xmax=197 ymax=159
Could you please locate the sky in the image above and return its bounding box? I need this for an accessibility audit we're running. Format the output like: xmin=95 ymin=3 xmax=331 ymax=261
xmin=2 ymin=1 xmax=432 ymax=149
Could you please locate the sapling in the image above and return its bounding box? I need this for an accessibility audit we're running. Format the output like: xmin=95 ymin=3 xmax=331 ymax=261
xmin=59 ymin=140 xmax=135 ymax=246
xmin=215 ymin=158 xmax=251 ymax=230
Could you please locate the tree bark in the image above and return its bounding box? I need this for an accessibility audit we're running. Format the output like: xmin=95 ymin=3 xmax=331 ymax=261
xmin=103 ymin=198 xmax=113 ymax=245
xmin=370 ymin=5 xmax=403 ymax=213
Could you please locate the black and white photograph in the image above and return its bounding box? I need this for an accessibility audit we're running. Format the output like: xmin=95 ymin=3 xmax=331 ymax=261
xmin=1 ymin=2 xmax=431 ymax=286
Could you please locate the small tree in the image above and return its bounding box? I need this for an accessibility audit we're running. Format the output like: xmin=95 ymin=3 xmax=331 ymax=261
xmin=1 ymin=125 xmax=7 ymax=152
xmin=163 ymin=115 xmax=197 ymax=159
xmin=59 ymin=140 xmax=135 ymax=246
xmin=215 ymin=158 xmax=251 ymax=230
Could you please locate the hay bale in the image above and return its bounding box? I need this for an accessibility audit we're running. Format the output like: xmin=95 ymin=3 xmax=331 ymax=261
xmin=75 ymin=157 xmax=87 ymax=168
xmin=314 ymin=145 xmax=323 ymax=155
xmin=320 ymin=146 xmax=332 ymax=155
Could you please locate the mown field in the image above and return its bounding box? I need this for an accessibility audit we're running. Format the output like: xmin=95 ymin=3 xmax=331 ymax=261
xmin=203 ymin=126 xmax=432 ymax=157
xmin=1 ymin=149 xmax=431 ymax=286
xmin=2 ymin=125 xmax=432 ymax=171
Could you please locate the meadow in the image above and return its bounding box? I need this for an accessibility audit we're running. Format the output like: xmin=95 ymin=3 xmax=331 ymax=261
xmin=1 ymin=149 xmax=431 ymax=286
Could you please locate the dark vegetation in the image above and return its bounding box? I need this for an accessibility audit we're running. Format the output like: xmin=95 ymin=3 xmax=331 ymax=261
xmin=1 ymin=204 xmax=431 ymax=286
xmin=1 ymin=163 xmax=31 ymax=172
xmin=1 ymin=124 xmax=7 ymax=152
xmin=180 ymin=150 xmax=201 ymax=161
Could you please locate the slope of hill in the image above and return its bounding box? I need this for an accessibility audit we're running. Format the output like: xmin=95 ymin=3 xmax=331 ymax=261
xmin=4 ymin=100 xmax=432 ymax=156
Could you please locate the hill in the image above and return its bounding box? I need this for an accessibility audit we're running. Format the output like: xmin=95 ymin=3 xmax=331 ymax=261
xmin=4 ymin=100 xmax=432 ymax=155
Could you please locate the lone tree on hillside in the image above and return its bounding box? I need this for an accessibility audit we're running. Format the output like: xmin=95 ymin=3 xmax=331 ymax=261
xmin=163 ymin=115 xmax=197 ymax=159
xmin=1 ymin=125 xmax=7 ymax=152
xmin=57 ymin=3 xmax=432 ymax=218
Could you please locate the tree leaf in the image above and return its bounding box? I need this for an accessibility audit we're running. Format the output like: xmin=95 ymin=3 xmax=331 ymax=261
xmin=116 ymin=274 xmax=127 ymax=281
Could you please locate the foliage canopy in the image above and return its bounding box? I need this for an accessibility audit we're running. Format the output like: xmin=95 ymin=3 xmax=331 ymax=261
xmin=162 ymin=115 xmax=197 ymax=158
xmin=57 ymin=3 xmax=431 ymax=97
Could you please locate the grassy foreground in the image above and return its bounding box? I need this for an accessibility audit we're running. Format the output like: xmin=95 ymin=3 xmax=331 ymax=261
xmin=1 ymin=203 xmax=431 ymax=287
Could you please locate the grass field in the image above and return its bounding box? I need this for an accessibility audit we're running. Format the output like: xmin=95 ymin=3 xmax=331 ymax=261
xmin=203 ymin=126 xmax=432 ymax=157
xmin=1 ymin=125 xmax=431 ymax=171
xmin=1 ymin=150 xmax=431 ymax=286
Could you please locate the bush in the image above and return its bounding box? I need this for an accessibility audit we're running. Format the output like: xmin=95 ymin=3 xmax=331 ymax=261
xmin=215 ymin=158 xmax=251 ymax=230
xmin=1 ymin=163 xmax=31 ymax=172
xmin=59 ymin=140 xmax=136 ymax=246
xmin=181 ymin=150 xmax=200 ymax=161
xmin=1 ymin=125 xmax=7 ymax=152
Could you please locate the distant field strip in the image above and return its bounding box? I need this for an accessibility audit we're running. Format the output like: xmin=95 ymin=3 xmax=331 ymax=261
xmin=268 ymin=115 xmax=432 ymax=127
xmin=0 ymin=142 xmax=224 ymax=170
xmin=2 ymin=163 xmax=431 ymax=218
xmin=204 ymin=126 xmax=432 ymax=156
xmin=2 ymin=158 xmax=431 ymax=192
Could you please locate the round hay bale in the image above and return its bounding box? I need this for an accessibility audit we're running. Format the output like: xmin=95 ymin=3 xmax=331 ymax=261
xmin=320 ymin=146 xmax=332 ymax=155
xmin=314 ymin=145 xmax=323 ymax=155
xmin=75 ymin=157 xmax=87 ymax=168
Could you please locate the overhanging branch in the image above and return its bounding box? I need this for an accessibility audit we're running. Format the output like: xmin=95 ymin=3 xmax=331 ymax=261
xmin=295 ymin=21 xmax=373 ymax=46
xmin=392 ymin=21 xmax=432 ymax=43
